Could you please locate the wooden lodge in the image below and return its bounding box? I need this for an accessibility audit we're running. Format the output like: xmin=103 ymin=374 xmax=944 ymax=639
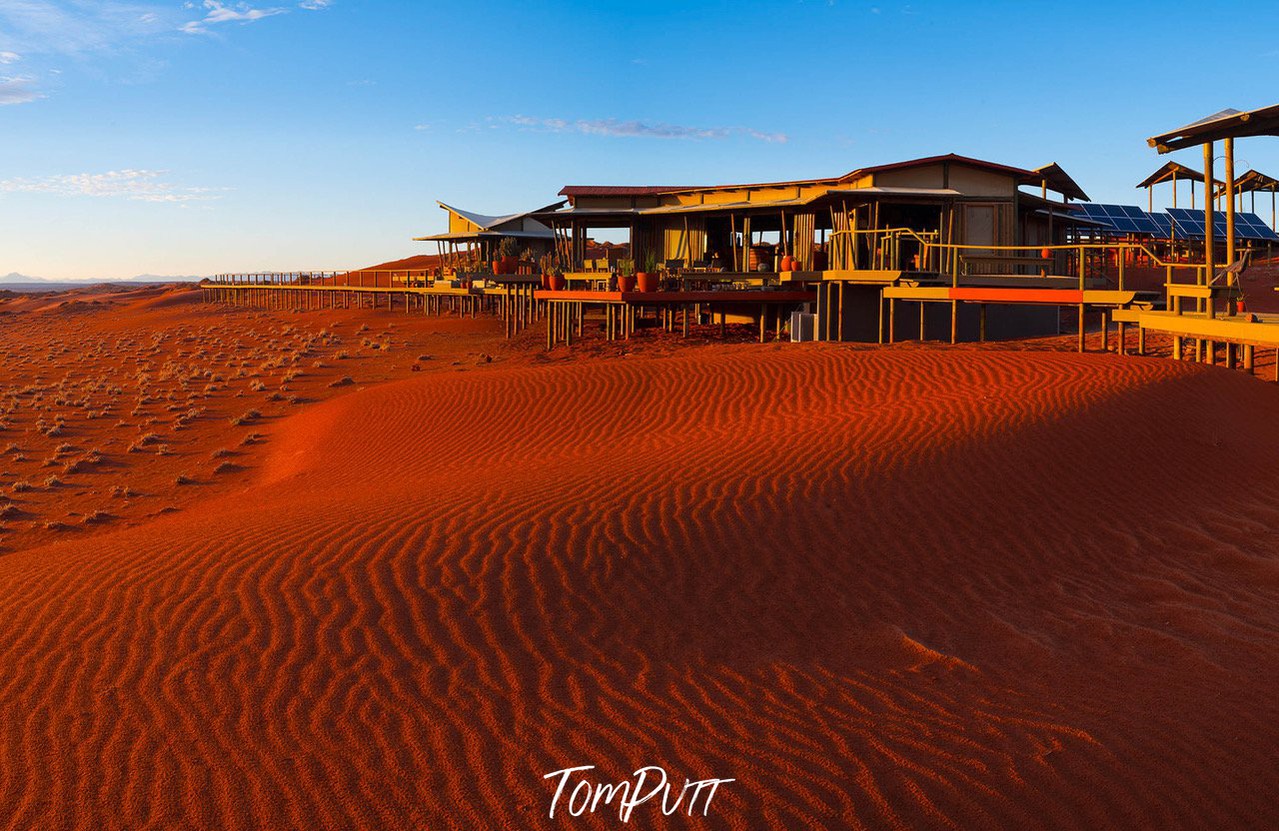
xmin=203 ymin=117 xmax=1279 ymax=381
xmin=534 ymin=154 xmax=1107 ymax=342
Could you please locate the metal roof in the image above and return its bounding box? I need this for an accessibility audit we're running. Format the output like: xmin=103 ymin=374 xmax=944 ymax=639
xmin=557 ymin=154 xmax=1041 ymax=201
xmin=1148 ymin=102 xmax=1279 ymax=152
xmin=435 ymin=200 xmax=564 ymax=232
xmin=1033 ymin=162 xmax=1090 ymax=201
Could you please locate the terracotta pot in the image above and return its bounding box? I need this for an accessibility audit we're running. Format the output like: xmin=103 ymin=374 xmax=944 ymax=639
xmin=501 ymin=256 xmax=517 ymax=275
xmin=617 ymin=273 xmax=636 ymax=292
xmin=1237 ymin=299 xmax=1248 ymax=313
xmin=548 ymin=273 xmax=566 ymax=291
xmin=780 ymin=255 xmax=794 ymax=272
xmin=540 ymin=272 xmax=550 ymax=290
xmin=636 ymin=271 xmax=659 ymax=293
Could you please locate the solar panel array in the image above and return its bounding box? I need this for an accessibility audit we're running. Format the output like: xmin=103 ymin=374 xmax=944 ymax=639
xmin=1075 ymin=203 xmax=1162 ymax=235
xmin=1163 ymin=208 xmax=1279 ymax=241
xmin=1073 ymin=203 xmax=1279 ymax=242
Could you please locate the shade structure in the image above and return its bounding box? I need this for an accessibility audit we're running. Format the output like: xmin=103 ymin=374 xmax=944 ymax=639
xmin=1136 ymin=161 xmax=1222 ymax=189
xmin=1034 ymin=162 xmax=1089 ymax=201
xmin=1148 ymin=103 xmax=1279 ymax=153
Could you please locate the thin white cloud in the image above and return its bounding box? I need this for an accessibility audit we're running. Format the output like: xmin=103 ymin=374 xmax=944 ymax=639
xmin=504 ymin=115 xmax=789 ymax=144
xmin=0 ymin=169 xmax=224 ymax=202
xmin=298 ymin=0 xmax=332 ymax=8
xmin=0 ymin=51 xmax=20 ymax=64
xmin=180 ymin=1 xmax=287 ymax=35
xmin=0 ymin=75 xmax=42 ymax=105
xmin=0 ymin=1 xmax=171 ymax=56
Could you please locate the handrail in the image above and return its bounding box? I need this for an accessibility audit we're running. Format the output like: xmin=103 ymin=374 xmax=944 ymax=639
xmin=828 ymin=227 xmax=1207 ymax=278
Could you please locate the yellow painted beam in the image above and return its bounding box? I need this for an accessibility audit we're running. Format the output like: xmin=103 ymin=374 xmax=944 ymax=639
xmin=1139 ymin=311 xmax=1279 ymax=347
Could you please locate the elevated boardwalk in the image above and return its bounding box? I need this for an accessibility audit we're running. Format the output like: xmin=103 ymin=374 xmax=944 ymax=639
xmin=537 ymin=289 xmax=816 ymax=347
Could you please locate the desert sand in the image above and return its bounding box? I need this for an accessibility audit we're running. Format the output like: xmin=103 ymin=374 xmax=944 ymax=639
xmin=1 ymin=283 xmax=1278 ymax=829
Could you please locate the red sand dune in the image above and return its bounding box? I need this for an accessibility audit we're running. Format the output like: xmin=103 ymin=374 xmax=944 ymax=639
xmin=1 ymin=288 xmax=1279 ymax=828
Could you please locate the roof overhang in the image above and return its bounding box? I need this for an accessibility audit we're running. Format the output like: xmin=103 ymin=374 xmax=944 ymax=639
xmin=412 ymin=230 xmax=555 ymax=242
xmin=1148 ymin=103 xmax=1279 ymax=153
xmin=1136 ymin=160 xmax=1222 ymax=189
xmin=1033 ymin=162 xmax=1090 ymax=201
xmin=1217 ymin=168 xmax=1279 ymax=196
xmin=1032 ymin=208 xmax=1105 ymax=227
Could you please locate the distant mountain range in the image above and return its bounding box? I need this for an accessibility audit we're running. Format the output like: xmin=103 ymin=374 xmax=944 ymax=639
xmin=1 ymin=272 xmax=204 ymax=284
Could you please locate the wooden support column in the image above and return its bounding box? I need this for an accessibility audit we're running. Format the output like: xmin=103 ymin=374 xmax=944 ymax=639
xmin=979 ymin=304 xmax=987 ymax=343
xmin=1077 ymin=304 xmax=1086 ymax=353
xmin=950 ymin=300 xmax=958 ymax=345
xmin=837 ymin=282 xmax=845 ymax=342
xmin=1225 ymin=137 xmax=1236 ymax=293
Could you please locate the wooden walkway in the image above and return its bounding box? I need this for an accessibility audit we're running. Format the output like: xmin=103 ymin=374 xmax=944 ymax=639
xmin=201 ymin=277 xmax=815 ymax=349
xmin=538 ymin=290 xmax=816 ymax=348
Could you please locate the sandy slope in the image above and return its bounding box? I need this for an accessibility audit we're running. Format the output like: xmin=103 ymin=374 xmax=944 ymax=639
xmin=0 ymin=331 xmax=1277 ymax=829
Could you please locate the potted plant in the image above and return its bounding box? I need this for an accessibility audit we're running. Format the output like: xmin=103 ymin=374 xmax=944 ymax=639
xmin=548 ymin=257 xmax=566 ymax=291
xmin=616 ymin=258 xmax=635 ymax=292
xmin=636 ymin=252 xmax=660 ymax=293
xmin=489 ymin=237 xmax=516 ymax=275
xmin=538 ymin=253 xmax=555 ymax=290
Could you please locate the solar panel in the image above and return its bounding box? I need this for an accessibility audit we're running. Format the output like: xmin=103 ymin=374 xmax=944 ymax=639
xmin=1236 ymin=212 xmax=1279 ymax=241
xmin=1148 ymin=213 xmax=1174 ymax=238
xmin=1065 ymin=203 xmax=1278 ymax=242
xmin=1078 ymin=204 xmax=1168 ymax=237
xmin=1166 ymin=208 xmax=1207 ymax=239
xmin=1165 ymin=208 xmax=1279 ymax=241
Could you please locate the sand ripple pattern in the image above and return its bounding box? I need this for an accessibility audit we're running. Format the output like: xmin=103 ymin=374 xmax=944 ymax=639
xmin=1 ymin=347 xmax=1278 ymax=829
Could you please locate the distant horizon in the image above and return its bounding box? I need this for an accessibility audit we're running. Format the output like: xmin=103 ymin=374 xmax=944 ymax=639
xmin=4 ymin=0 xmax=1278 ymax=279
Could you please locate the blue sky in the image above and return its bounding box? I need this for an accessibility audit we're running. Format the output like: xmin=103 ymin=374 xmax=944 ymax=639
xmin=2 ymin=0 xmax=1278 ymax=279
